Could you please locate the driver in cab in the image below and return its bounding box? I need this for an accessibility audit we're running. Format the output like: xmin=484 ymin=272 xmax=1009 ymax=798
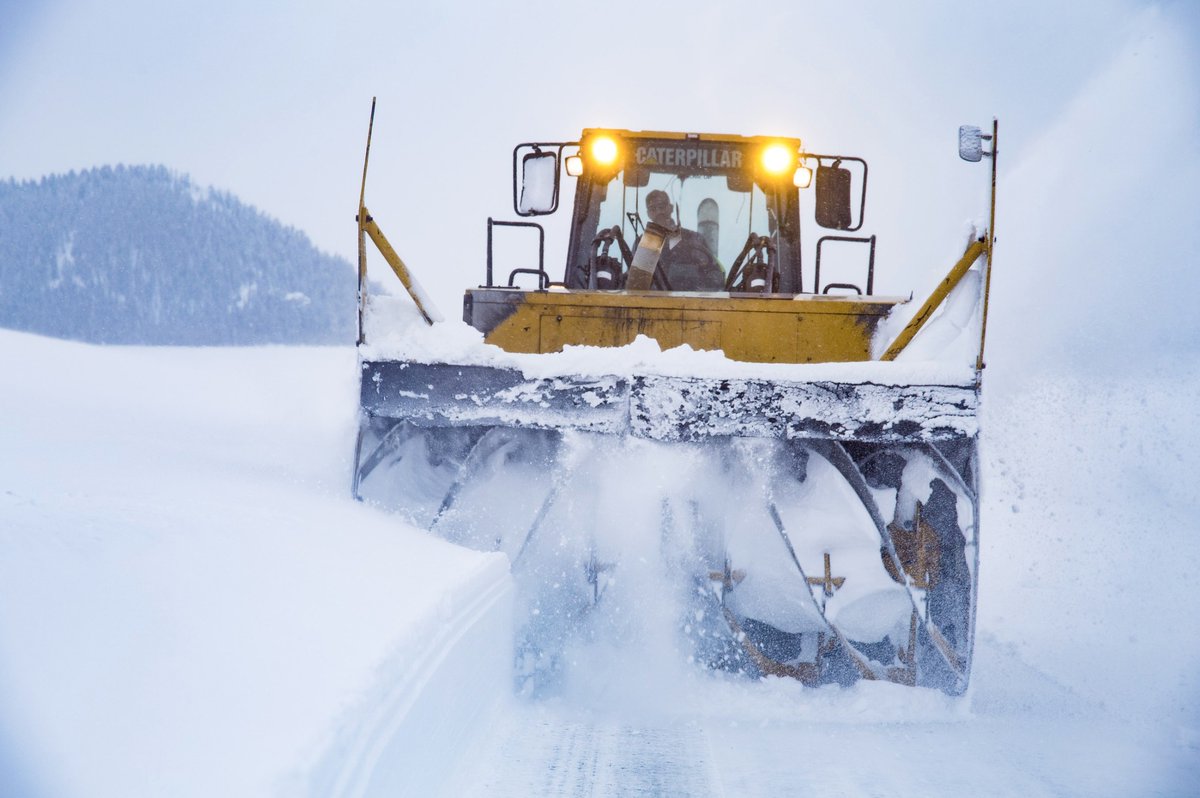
xmin=643 ymin=189 xmax=724 ymax=291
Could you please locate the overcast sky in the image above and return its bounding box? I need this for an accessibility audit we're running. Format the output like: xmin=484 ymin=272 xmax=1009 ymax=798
xmin=1 ymin=0 xmax=1197 ymax=370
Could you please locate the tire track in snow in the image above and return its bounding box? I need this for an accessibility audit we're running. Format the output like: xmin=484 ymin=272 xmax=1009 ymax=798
xmin=455 ymin=704 xmax=721 ymax=797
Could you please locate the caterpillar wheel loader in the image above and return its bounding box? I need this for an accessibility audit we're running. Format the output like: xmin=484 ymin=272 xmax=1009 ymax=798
xmin=351 ymin=100 xmax=998 ymax=696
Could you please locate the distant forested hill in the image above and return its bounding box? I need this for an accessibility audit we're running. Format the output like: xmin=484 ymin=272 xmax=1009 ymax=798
xmin=0 ymin=165 xmax=355 ymax=344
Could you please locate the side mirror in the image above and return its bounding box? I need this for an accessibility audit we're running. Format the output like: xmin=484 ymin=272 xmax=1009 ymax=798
xmin=958 ymin=125 xmax=985 ymax=162
xmin=815 ymin=163 xmax=853 ymax=230
xmin=517 ymin=150 xmax=559 ymax=216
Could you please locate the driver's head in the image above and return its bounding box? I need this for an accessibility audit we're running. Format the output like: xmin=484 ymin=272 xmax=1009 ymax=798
xmin=645 ymin=190 xmax=675 ymax=227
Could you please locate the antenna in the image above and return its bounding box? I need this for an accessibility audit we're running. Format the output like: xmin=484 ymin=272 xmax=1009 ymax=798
xmin=356 ymin=97 xmax=376 ymax=345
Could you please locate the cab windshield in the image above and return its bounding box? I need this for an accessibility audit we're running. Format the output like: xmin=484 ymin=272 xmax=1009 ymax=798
xmin=567 ymin=139 xmax=800 ymax=292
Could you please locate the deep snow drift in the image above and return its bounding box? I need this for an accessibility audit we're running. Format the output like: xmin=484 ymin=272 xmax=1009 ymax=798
xmin=0 ymin=332 xmax=512 ymax=797
xmin=1 ymin=330 xmax=1197 ymax=796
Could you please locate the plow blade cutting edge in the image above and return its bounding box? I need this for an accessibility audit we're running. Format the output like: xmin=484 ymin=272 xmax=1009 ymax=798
xmin=358 ymin=361 xmax=979 ymax=444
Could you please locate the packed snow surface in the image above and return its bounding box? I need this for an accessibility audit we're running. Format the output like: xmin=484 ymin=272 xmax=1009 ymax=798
xmin=1 ymin=330 xmax=1197 ymax=797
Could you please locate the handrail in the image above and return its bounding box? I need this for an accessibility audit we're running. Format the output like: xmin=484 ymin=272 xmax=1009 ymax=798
xmin=814 ymin=234 xmax=876 ymax=295
xmin=487 ymin=218 xmax=547 ymax=289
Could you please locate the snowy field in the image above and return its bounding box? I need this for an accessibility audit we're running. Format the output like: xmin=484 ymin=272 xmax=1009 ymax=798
xmin=1 ymin=329 xmax=1197 ymax=797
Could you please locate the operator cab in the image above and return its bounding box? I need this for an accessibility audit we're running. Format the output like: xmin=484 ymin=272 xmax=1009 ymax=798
xmin=506 ymin=129 xmax=872 ymax=297
xmin=567 ymin=133 xmax=803 ymax=293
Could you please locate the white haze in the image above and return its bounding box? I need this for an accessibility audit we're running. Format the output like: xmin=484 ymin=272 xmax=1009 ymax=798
xmin=1 ymin=0 xmax=1197 ymax=370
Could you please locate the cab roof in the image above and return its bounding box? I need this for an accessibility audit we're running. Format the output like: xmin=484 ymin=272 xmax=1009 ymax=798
xmin=580 ymin=128 xmax=803 ymax=150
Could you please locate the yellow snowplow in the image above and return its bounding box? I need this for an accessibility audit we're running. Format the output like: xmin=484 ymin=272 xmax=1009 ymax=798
xmin=352 ymin=101 xmax=998 ymax=696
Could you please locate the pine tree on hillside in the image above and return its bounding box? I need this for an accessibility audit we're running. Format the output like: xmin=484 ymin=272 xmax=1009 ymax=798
xmin=0 ymin=166 xmax=355 ymax=345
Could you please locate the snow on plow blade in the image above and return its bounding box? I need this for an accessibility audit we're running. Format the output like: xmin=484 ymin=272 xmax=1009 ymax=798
xmin=358 ymin=360 xmax=978 ymax=443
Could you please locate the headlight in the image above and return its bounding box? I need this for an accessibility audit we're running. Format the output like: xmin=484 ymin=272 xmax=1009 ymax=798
xmin=793 ymin=164 xmax=813 ymax=188
xmin=589 ymin=135 xmax=619 ymax=167
xmin=761 ymin=142 xmax=795 ymax=175
xmin=565 ymin=154 xmax=584 ymax=176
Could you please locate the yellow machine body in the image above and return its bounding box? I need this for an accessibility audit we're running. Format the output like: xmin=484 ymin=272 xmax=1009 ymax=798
xmin=466 ymin=288 xmax=906 ymax=364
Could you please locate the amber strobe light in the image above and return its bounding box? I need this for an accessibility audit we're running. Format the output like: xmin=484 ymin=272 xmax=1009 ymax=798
xmin=761 ymin=142 xmax=795 ymax=175
xmin=589 ymin=135 xmax=619 ymax=166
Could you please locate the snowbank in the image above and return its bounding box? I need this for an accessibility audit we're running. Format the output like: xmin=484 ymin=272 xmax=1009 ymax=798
xmin=0 ymin=331 xmax=512 ymax=798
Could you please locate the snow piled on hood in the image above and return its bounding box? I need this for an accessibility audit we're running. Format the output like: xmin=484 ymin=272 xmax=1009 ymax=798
xmin=360 ymin=294 xmax=979 ymax=386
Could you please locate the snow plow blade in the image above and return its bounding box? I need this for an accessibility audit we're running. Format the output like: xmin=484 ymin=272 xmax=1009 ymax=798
xmin=358 ymin=361 xmax=978 ymax=443
xmin=353 ymin=385 xmax=981 ymax=696
xmin=353 ymin=356 xmax=983 ymax=695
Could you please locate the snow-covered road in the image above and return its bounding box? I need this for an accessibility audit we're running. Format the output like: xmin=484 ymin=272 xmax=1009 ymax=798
xmin=446 ymin=630 xmax=1191 ymax=797
xmin=1 ymin=332 xmax=1197 ymax=796
xmin=452 ymin=684 xmax=1170 ymax=798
